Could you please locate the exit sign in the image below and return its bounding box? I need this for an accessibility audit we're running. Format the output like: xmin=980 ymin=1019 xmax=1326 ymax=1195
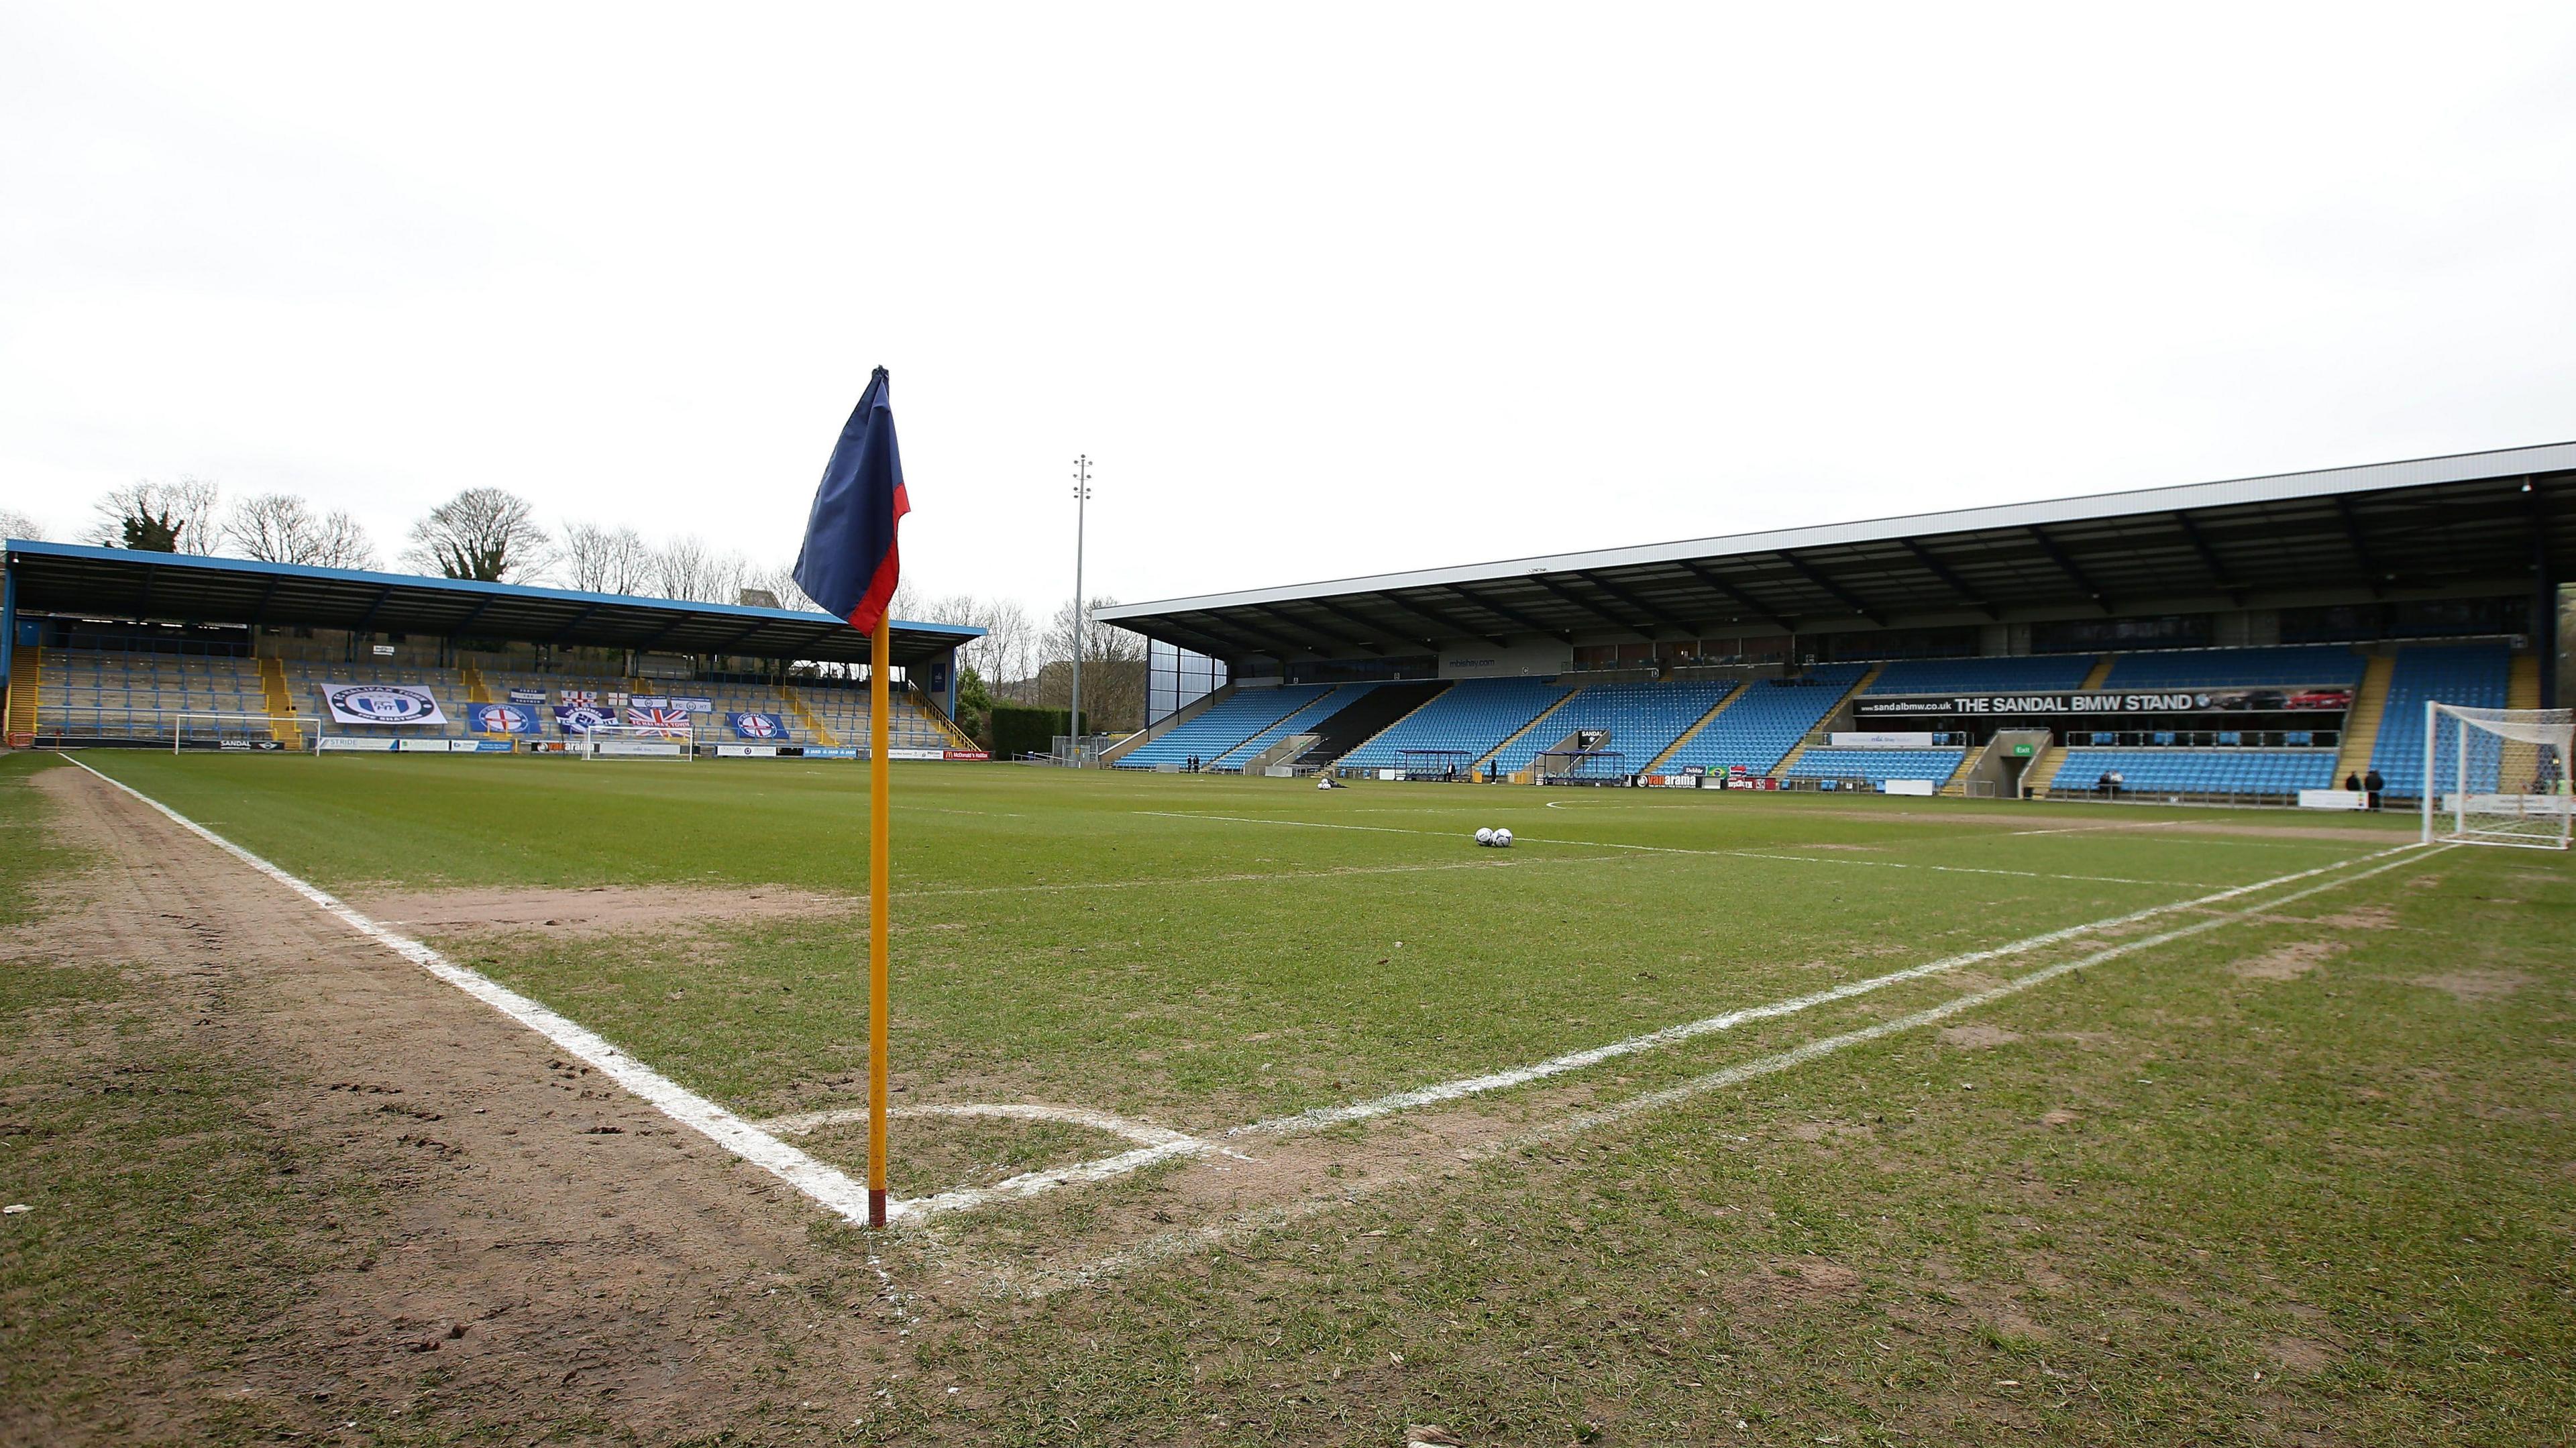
xmin=2012 ymin=743 xmax=2033 ymax=756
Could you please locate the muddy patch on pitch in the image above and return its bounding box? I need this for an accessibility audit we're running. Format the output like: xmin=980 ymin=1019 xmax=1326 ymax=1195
xmin=2408 ymin=969 xmax=2531 ymax=1004
xmin=2234 ymin=940 xmax=2342 ymax=982
xmin=1939 ymin=1023 xmax=2023 ymax=1050
xmin=354 ymin=885 xmax=857 ymax=937
xmin=2265 ymin=1335 xmax=2340 ymax=1376
xmin=1732 ymin=1258 xmax=1862 ymax=1304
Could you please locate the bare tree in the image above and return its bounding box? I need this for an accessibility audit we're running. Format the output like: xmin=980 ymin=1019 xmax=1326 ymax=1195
xmin=557 ymin=522 xmax=655 ymax=595
xmin=1035 ymin=595 xmax=1148 ymax=728
xmin=0 ymin=508 xmax=45 ymax=542
xmin=904 ymin=593 xmax=1036 ymax=697
xmin=309 ymin=510 xmax=378 ymax=570
xmin=649 ymin=535 xmax=755 ymax=604
xmin=404 ymin=488 xmax=547 ymax=581
xmin=91 ymin=477 xmax=223 ymax=554
xmin=740 ymin=561 xmax=820 ymax=613
xmin=223 ymin=492 xmax=376 ymax=567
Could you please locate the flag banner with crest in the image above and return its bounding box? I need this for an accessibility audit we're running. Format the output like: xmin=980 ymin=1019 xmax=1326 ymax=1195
xmin=553 ymin=704 xmax=614 ymax=734
xmin=317 ymin=682 xmax=447 ymax=726
xmin=468 ymin=702 xmax=544 ymax=735
xmin=729 ymin=712 xmax=788 ymax=740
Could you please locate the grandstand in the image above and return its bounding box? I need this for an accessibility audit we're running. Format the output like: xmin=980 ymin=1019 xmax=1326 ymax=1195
xmin=1099 ymin=442 xmax=2571 ymax=805
xmin=0 ymin=543 xmax=983 ymax=759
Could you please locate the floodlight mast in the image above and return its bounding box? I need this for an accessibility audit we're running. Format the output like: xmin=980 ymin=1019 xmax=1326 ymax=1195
xmin=1071 ymin=454 xmax=1092 ymax=766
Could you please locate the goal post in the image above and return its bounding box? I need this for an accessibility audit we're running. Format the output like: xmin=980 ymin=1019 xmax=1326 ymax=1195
xmin=170 ymin=711 xmax=303 ymax=753
xmin=2422 ymin=701 xmax=2572 ymax=850
xmin=581 ymin=723 xmax=695 ymax=761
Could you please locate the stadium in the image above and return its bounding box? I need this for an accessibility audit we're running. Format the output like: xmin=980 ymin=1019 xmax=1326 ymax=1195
xmin=3 ymin=437 xmax=2571 ymax=1443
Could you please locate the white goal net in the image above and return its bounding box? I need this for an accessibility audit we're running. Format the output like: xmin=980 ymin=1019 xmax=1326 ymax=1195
xmin=171 ymin=712 xmax=301 ymax=753
xmin=581 ymin=723 xmax=694 ymax=761
xmin=2422 ymin=702 xmax=2572 ymax=850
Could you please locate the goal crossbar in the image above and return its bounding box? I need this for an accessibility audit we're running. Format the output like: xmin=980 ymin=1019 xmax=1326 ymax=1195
xmin=2422 ymin=701 xmax=2572 ymax=850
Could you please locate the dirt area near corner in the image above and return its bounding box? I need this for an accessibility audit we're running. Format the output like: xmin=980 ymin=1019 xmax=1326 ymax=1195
xmin=8 ymin=767 xmax=901 ymax=1443
xmin=352 ymin=883 xmax=857 ymax=937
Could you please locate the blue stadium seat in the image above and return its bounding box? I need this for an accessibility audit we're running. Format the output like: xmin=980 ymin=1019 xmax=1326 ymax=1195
xmin=1784 ymin=748 xmax=1966 ymax=787
xmin=1338 ymin=677 xmax=1572 ymax=771
xmin=1117 ymin=686 xmax=1331 ymax=769
xmin=2053 ymin=747 xmax=2338 ymax=797
xmin=1208 ymin=682 xmax=1382 ymax=771
xmin=1660 ymin=665 xmax=1866 ymax=777
xmin=2367 ymin=643 xmax=2511 ymax=799
xmin=1484 ymin=680 xmax=1733 ymax=775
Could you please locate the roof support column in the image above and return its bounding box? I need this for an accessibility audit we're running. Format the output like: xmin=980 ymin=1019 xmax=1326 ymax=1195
xmin=1 ymin=563 xmax=17 ymax=716
xmin=2532 ymin=479 xmax=2559 ymax=709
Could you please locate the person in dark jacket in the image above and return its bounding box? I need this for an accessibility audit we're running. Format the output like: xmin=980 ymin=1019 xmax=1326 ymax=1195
xmin=2344 ymin=771 xmax=2361 ymax=792
xmin=2363 ymin=767 xmax=2385 ymax=810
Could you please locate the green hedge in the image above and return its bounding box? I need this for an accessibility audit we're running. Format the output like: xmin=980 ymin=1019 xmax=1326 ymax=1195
xmin=989 ymin=704 xmax=1084 ymax=761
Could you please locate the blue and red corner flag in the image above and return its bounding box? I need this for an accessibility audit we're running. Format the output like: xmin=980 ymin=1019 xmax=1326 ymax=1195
xmin=794 ymin=367 xmax=910 ymax=634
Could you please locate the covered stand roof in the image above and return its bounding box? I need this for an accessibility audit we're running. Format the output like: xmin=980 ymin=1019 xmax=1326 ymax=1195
xmin=1097 ymin=443 xmax=2576 ymax=660
xmin=0 ymin=542 xmax=981 ymax=667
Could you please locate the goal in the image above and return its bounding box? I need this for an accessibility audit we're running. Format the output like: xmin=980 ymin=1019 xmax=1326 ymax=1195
xmin=2422 ymin=702 xmax=2572 ymax=850
xmin=582 ymin=723 xmax=694 ymax=761
xmin=170 ymin=712 xmax=301 ymax=753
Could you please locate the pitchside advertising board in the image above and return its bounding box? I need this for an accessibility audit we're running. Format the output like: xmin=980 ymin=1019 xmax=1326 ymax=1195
xmin=1855 ymin=687 xmax=2355 ymax=718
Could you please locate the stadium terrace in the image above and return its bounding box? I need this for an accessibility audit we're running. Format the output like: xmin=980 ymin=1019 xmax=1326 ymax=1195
xmin=0 ymin=541 xmax=985 ymax=760
xmin=1097 ymin=441 xmax=2571 ymax=809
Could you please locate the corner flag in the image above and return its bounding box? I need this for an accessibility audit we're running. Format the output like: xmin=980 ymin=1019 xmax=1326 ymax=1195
xmin=796 ymin=367 xmax=909 ymax=1228
xmin=794 ymin=367 xmax=910 ymax=632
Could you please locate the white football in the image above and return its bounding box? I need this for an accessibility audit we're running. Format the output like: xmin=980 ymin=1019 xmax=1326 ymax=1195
xmin=1493 ymin=828 xmax=1513 ymax=848
xmin=1474 ymin=827 xmax=1495 ymax=846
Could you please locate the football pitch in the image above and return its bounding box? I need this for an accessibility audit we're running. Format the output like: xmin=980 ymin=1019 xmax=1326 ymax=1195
xmin=5 ymin=752 xmax=2571 ymax=1445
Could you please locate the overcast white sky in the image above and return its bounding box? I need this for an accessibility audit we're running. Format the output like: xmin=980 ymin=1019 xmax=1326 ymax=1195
xmin=5 ymin=3 xmax=2574 ymax=621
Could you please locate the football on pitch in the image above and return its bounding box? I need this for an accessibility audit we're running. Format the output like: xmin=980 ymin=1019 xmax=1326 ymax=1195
xmin=1493 ymin=828 xmax=1513 ymax=848
xmin=1474 ymin=827 xmax=1495 ymax=846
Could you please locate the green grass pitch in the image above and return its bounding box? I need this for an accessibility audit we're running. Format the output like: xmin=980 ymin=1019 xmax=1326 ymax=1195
xmin=10 ymin=750 xmax=2573 ymax=1445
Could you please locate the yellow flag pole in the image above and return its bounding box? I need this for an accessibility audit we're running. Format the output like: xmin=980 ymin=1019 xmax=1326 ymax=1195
xmin=868 ymin=612 xmax=892 ymax=1227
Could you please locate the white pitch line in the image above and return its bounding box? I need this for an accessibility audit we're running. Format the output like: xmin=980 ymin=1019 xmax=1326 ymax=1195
xmin=894 ymin=852 xmax=1635 ymax=901
xmin=897 ymin=838 xmax=2422 ymax=1219
xmin=762 ymin=1100 xmax=1194 ymax=1150
xmin=1016 ymin=844 xmax=2451 ymax=1294
xmin=1134 ymin=809 xmax=2214 ymax=887
xmin=62 ymin=757 xmax=881 ymax=1227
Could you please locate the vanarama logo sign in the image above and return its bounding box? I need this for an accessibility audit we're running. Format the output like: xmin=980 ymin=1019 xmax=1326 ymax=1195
xmin=319 ymin=682 xmax=447 ymax=726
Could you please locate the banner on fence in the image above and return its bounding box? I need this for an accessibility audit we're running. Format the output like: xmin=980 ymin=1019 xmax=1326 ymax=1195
xmin=557 ymin=689 xmax=598 ymax=706
xmin=468 ymin=702 xmax=544 ymax=734
xmin=1856 ymin=687 xmax=2354 ymax=718
xmin=729 ymin=711 xmax=788 ymax=740
xmin=1829 ymin=731 xmax=1941 ymax=748
xmin=553 ymin=704 xmax=615 ymax=734
xmin=317 ymin=682 xmax=447 ymax=726
xmin=625 ymin=706 xmax=693 ymax=736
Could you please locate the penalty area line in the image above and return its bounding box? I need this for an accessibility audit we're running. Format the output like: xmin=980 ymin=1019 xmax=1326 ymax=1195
xmin=60 ymin=756 xmax=881 ymax=1229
